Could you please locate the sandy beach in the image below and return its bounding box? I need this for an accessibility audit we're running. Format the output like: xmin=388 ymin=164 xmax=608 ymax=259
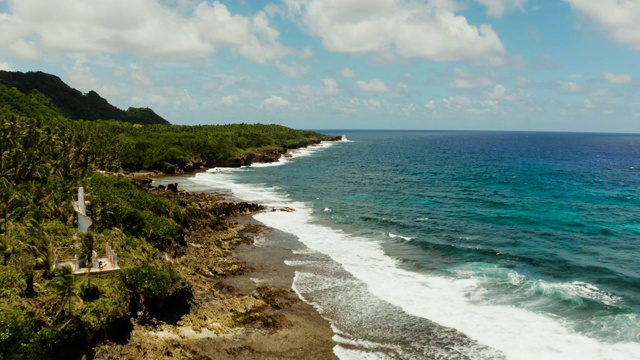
xmin=94 ymin=175 xmax=337 ymax=359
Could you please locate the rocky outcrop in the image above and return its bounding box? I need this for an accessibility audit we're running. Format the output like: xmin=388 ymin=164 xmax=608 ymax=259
xmin=207 ymin=136 xmax=342 ymax=168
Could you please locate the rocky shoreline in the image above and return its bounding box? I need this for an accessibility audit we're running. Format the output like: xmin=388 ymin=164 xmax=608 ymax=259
xmin=161 ymin=136 xmax=342 ymax=174
xmin=95 ymin=141 xmax=339 ymax=359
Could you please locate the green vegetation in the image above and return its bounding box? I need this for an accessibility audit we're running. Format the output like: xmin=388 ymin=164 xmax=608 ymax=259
xmin=0 ymin=71 xmax=336 ymax=359
xmin=0 ymin=71 xmax=169 ymax=125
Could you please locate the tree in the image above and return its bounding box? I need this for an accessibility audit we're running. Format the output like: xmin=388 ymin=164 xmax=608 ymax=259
xmin=0 ymin=233 xmax=13 ymax=265
xmin=51 ymin=265 xmax=75 ymax=314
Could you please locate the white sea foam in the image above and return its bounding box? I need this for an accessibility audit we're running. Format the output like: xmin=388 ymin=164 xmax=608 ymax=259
xmin=388 ymin=233 xmax=413 ymax=241
xmin=189 ymin=171 xmax=640 ymax=360
xmin=333 ymin=346 xmax=392 ymax=360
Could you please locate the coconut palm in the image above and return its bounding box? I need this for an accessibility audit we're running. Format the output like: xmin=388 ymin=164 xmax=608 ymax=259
xmin=51 ymin=265 xmax=75 ymax=314
xmin=0 ymin=233 xmax=13 ymax=266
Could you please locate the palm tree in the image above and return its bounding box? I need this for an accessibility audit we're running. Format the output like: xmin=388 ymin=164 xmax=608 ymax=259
xmin=51 ymin=265 xmax=75 ymax=314
xmin=0 ymin=233 xmax=13 ymax=266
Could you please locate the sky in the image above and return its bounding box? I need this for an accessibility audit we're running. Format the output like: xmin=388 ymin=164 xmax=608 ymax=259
xmin=0 ymin=0 xmax=639 ymax=132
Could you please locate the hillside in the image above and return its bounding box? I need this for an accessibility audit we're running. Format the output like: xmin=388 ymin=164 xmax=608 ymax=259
xmin=0 ymin=70 xmax=170 ymax=125
xmin=0 ymin=73 xmax=340 ymax=358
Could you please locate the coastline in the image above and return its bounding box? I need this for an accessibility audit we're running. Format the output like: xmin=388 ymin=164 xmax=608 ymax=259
xmin=95 ymin=170 xmax=337 ymax=359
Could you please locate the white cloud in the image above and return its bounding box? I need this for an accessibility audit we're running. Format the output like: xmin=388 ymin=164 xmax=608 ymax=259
xmin=341 ymin=68 xmax=356 ymax=78
xmin=0 ymin=0 xmax=289 ymax=62
xmin=455 ymin=95 xmax=471 ymax=106
xmin=284 ymin=0 xmax=505 ymax=62
xmin=401 ymin=103 xmax=416 ymax=115
xmin=298 ymin=48 xmax=314 ymax=58
xmin=265 ymin=95 xmax=289 ymax=106
xmin=62 ymin=56 xmax=120 ymax=98
xmin=488 ymin=84 xmax=507 ymax=99
xmin=202 ymin=81 xmax=221 ymax=90
xmin=0 ymin=59 xmax=14 ymax=71
xmin=425 ymin=96 xmax=473 ymax=109
xmin=365 ymin=98 xmax=381 ymax=108
xmin=583 ymin=98 xmax=595 ymax=109
xmin=603 ymin=71 xmax=633 ymax=84
xmin=516 ymin=76 xmax=531 ymax=87
xmin=449 ymin=78 xmax=492 ymax=89
xmin=218 ymin=95 xmax=239 ymax=106
xmin=475 ymin=0 xmax=527 ymax=18
xmin=112 ymin=66 xmax=127 ymax=77
xmin=350 ymin=97 xmax=382 ymax=108
xmin=558 ymin=80 xmax=581 ymax=93
xmin=566 ymin=0 xmax=640 ymax=50
xmin=275 ymin=61 xmax=310 ymax=78
xmin=321 ymin=78 xmax=339 ymax=96
xmin=295 ymin=78 xmax=340 ymax=99
xmin=395 ymin=82 xmax=410 ymax=96
xmin=356 ymin=78 xmax=389 ymax=92
xmin=449 ymin=67 xmax=492 ymax=89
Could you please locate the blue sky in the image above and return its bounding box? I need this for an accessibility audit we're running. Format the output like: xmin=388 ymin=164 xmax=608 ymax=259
xmin=0 ymin=0 xmax=639 ymax=132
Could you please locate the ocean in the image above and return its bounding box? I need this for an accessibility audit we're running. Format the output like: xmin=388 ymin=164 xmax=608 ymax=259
xmin=189 ymin=131 xmax=640 ymax=359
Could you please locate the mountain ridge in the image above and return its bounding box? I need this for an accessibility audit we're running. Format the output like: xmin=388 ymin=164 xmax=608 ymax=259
xmin=0 ymin=70 xmax=170 ymax=125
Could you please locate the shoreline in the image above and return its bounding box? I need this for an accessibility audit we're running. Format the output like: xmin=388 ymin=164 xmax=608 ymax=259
xmin=96 ymin=173 xmax=337 ymax=359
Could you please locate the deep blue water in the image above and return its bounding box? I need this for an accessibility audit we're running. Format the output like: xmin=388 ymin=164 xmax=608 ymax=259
xmin=192 ymin=131 xmax=640 ymax=359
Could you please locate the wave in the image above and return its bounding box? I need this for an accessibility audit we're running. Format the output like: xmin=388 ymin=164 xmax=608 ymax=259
xmin=190 ymin=172 xmax=640 ymax=359
xmin=451 ymin=263 xmax=623 ymax=308
xmin=388 ymin=233 xmax=413 ymax=241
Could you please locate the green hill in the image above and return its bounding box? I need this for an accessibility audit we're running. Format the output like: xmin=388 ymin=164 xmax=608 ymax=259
xmin=0 ymin=70 xmax=170 ymax=125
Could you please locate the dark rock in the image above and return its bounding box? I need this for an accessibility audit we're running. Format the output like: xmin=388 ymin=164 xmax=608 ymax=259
xmin=167 ymin=183 xmax=179 ymax=192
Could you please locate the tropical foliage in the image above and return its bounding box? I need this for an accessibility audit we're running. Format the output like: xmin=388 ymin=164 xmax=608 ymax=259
xmin=0 ymin=73 xmax=335 ymax=358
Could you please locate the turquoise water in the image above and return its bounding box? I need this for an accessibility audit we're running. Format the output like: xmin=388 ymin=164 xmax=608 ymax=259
xmin=191 ymin=131 xmax=640 ymax=359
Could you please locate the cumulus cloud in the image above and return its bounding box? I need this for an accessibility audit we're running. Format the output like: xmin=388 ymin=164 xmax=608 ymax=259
xmin=295 ymin=77 xmax=340 ymax=99
xmin=425 ymin=96 xmax=472 ymax=109
xmin=275 ymin=61 xmax=311 ymax=78
xmin=449 ymin=78 xmax=492 ymax=89
xmin=297 ymin=48 xmax=314 ymax=58
xmin=583 ymin=98 xmax=595 ymax=109
xmin=558 ymin=80 xmax=581 ymax=93
xmin=0 ymin=59 xmax=15 ymax=71
xmin=341 ymin=68 xmax=356 ymax=78
xmin=350 ymin=97 xmax=382 ymax=108
xmin=264 ymin=95 xmax=289 ymax=106
xmin=284 ymin=0 xmax=505 ymax=62
xmin=516 ymin=76 xmax=532 ymax=87
xmin=62 ymin=57 xmax=120 ymax=97
xmin=0 ymin=0 xmax=289 ymax=62
xmin=448 ymin=67 xmax=492 ymax=89
xmin=603 ymin=71 xmax=633 ymax=84
xmin=566 ymin=0 xmax=640 ymax=50
xmin=475 ymin=0 xmax=527 ymax=18
xmin=356 ymin=79 xmax=389 ymax=92
xmin=484 ymin=83 xmax=521 ymax=102
xmin=321 ymin=78 xmax=340 ymax=96
xmin=218 ymin=95 xmax=239 ymax=106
